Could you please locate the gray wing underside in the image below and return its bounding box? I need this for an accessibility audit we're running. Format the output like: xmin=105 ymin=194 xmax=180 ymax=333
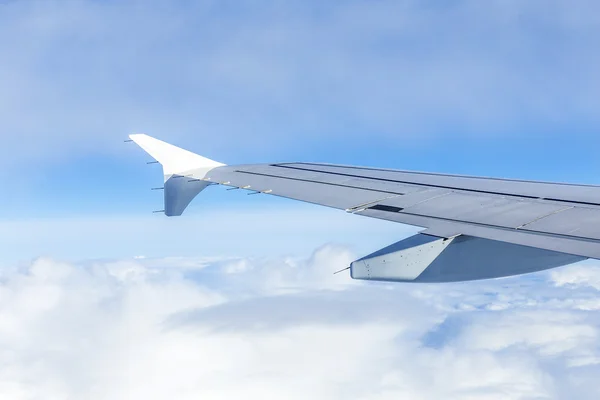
xmin=203 ymin=162 xmax=600 ymax=260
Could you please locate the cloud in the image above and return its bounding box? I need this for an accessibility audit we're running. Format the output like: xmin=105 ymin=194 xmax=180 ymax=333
xmin=0 ymin=246 xmax=599 ymax=399
xmin=2 ymin=4 xmax=600 ymax=397
xmin=551 ymin=263 xmax=600 ymax=291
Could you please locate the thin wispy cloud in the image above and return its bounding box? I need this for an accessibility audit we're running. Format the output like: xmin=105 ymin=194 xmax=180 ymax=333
xmin=0 ymin=0 xmax=599 ymax=170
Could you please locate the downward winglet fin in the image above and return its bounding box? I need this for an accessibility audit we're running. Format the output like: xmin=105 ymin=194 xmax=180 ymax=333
xmin=128 ymin=134 xmax=225 ymax=216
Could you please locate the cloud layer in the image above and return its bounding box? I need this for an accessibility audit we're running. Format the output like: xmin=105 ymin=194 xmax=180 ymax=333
xmin=1 ymin=246 xmax=599 ymax=399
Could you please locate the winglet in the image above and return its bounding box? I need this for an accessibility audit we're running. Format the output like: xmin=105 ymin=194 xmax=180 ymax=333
xmin=129 ymin=134 xmax=224 ymax=180
xmin=128 ymin=134 xmax=226 ymax=216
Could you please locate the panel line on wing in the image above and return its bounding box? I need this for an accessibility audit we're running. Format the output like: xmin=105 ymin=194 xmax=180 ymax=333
xmin=234 ymin=170 xmax=408 ymax=196
xmin=273 ymin=164 xmax=600 ymax=207
xmin=516 ymin=206 xmax=574 ymax=230
xmin=273 ymin=165 xmax=542 ymax=200
xmin=281 ymin=162 xmax=600 ymax=189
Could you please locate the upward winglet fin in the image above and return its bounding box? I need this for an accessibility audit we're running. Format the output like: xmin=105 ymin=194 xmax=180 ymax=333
xmin=129 ymin=134 xmax=224 ymax=179
xmin=128 ymin=134 xmax=225 ymax=216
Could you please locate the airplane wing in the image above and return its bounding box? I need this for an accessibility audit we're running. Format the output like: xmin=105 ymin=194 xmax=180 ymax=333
xmin=128 ymin=134 xmax=600 ymax=283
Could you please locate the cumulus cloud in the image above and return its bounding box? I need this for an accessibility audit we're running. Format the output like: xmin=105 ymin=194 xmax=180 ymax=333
xmin=0 ymin=246 xmax=599 ymax=399
xmin=551 ymin=263 xmax=600 ymax=291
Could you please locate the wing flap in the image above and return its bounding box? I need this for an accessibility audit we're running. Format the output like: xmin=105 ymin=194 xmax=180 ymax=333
xmin=522 ymin=207 xmax=600 ymax=240
xmin=357 ymin=208 xmax=600 ymax=260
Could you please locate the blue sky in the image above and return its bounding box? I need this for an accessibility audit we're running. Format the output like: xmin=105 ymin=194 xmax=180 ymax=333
xmin=1 ymin=1 xmax=600 ymax=398
xmin=1 ymin=0 xmax=600 ymax=261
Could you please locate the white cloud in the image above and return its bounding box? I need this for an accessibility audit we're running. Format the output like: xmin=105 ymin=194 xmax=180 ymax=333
xmin=2 ymin=2 xmax=600 ymax=397
xmin=0 ymin=246 xmax=599 ymax=399
xmin=551 ymin=263 xmax=600 ymax=291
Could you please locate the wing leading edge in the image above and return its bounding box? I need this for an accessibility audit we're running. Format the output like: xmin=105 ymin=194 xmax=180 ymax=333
xmin=129 ymin=134 xmax=600 ymax=283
